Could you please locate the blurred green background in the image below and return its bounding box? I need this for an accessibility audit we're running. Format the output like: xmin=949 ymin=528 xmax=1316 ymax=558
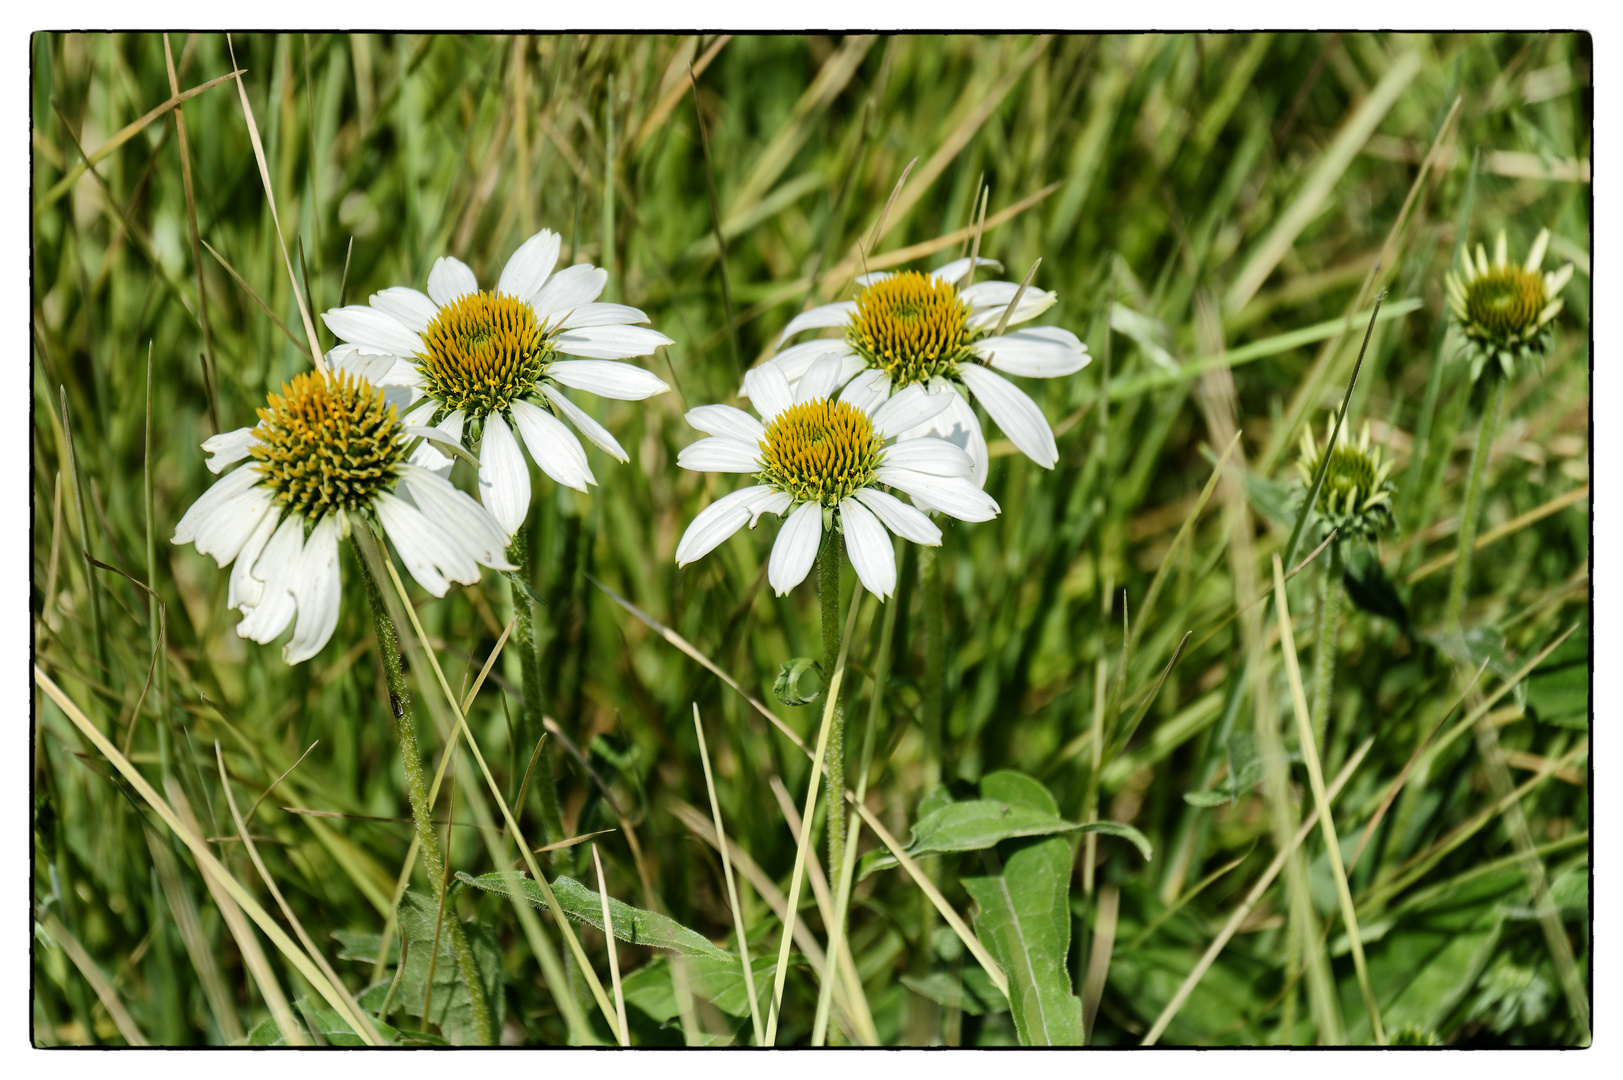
xmin=32 ymin=32 xmax=1589 ymax=1046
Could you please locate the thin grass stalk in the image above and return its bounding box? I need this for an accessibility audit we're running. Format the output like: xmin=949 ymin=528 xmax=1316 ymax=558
xmin=1310 ymin=546 xmax=1344 ymax=751
xmin=141 ymin=347 xmax=173 ymax=788
xmin=510 ymin=529 xmax=564 ymax=846
xmin=591 ymin=845 xmax=630 ymax=1046
xmin=693 ymin=704 xmax=763 ymax=1045
xmin=1273 ymin=555 xmax=1385 ymax=1044
xmin=354 ymin=536 xmax=493 ymax=1046
xmin=818 ymin=534 xmax=848 ymax=881
xmin=1444 ymin=375 xmax=1507 ymax=634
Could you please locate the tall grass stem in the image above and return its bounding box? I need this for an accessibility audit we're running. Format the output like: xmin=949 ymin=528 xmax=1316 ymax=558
xmin=1445 ymin=376 xmax=1506 ymax=634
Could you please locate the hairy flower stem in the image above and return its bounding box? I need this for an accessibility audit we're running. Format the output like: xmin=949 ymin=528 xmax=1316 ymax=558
xmin=1310 ymin=547 xmax=1344 ymax=754
xmin=1445 ymin=376 xmax=1506 ymax=635
xmin=818 ymin=532 xmax=846 ymax=882
xmin=355 ymin=536 xmax=493 ymax=1045
xmin=510 ymin=528 xmax=565 ymax=848
xmin=920 ymin=543 xmax=945 ymax=793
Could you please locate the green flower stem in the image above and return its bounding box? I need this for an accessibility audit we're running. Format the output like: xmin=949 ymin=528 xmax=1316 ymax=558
xmin=920 ymin=543 xmax=945 ymax=793
xmin=510 ymin=528 xmax=565 ymax=848
xmin=1310 ymin=546 xmax=1344 ymax=753
xmin=355 ymin=533 xmax=493 ymax=1046
xmin=1445 ymin=376 xmax=1506 ymax=635
xmin=818 ymin=530 xmax=847 ymax=881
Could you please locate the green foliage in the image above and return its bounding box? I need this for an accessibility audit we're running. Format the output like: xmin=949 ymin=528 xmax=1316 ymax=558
xmin=620 ymin=953 xmax=779 ymax=1023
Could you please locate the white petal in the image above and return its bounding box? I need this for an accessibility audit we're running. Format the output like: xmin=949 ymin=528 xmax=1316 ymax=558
xmin=838 ymin=497 xmax=896 ymax=599
xmin=558 ymin=303 xmax=651 ymax=330
xmin=368 ymin=287 xmax=440 ymax=333
xmin=853 ymin=488 xmax=940 ymax=545
xmin=685 ymin=403 xmax=766 ymax=444
xmin=530 ymin=264 xmax=608 ymax=319
xmin=743 ymin=364 xmax=794 ymax=424
xmin=677 ymin=436 xmax=762 ymax=474
xmin=777 ymin=301 xmax=856 ymax=346
xmin=930 ymin=256 xmax=1002 ymax=285
xmin=172 ymin=464 xmax=261 ymax=545
xmin=555 ymin=325 xmax=674 ymax=360
xmin=410 ymin=409 xmax=465 ymax=474
xmin=426 ymin=255 xmax=479 ymax=307
xmin=326 ymin=343 xmax=399 ymax=384
xmin=509 ymin=398 xmax=595 ymax=492
xmin=880 ymin=437 xmax=972 ymax=477
xmin=767 ymin=339 xmax=850 ymax=383
xmin=746 ymin=489 xmax=793 ymax=526
xmin=871 ymin=383 xmax=955 ymax=438
xmin=202 ymin=428 xmax=258 ymax=474
xmin=876 ymin=468 xmax=1000 ymax=522
xmin=375 ymin=494 xmax=450 ymax=596
xmin=496 ymin=229 xmax=561 ymax=304
xmin=399 ymin=465 xmax=515 ymax=570
xmin=834 ymin=352 xmax=867 ymax=388
xmin=193 ymin=487 xmax=278 ymax=568
xmin=959 ymin=363 xmax=1058 ymax=468
xmin=284 ymin=516 xmax=341 ymax=664
xmin=675 ymin=484 xmax=775 ymax=566
xmin=900 ymin=385 xmax=989 ymax=490
xmin=963 ymin=282 xmax=1058 ymax=329
xmin=796 ymin=354 xmax=846 ymax=403
xmin=237 ymin=515 xmax=304 ymax=643
xmin=478 ymin=413 xmax=530 ymax=536
xmin=1526 ymin=228 xmax=1551 ymax=271
xmin=767 ymin=502 xmax=823 ymax=596
xmin=228 ymin=505 xmax=282 ymax=610
xmin=321 ymin=304 xmax=424 ymax=357
xmin=545 ymin=359 xmax=670 ymax=400
xmin=839 ymin=369 xmax=891 ymax=415
xmin=853 ymin=271 xmax=892 ymax=287
xmin=976 ymin=326 xmax=1090 ymax=378
xmin=540 ymin=385 xmax=629 ymax=462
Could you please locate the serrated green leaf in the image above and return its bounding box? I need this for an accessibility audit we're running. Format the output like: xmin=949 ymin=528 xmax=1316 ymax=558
xmin=388 ymin=890 xmax=505 ymax=1044
xmin=621 ymin=953 xmax=779 ymax=1022
xmin=455 ymin=870 xmax=732 ymax=959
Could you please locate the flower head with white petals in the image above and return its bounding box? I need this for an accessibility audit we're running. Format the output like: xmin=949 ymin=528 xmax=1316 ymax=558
xmin=674 ymin=356 xmax=1001 ymax=599
xmin=171 ymin=370 xmax=515 ymax=664
xmin=320 ymin=228 xmax=673 ymax=537
xmin=1445 ymin=227 xmax=1574 ymax=384
xmin=756 ymin=256 xmax=1089 ymax=487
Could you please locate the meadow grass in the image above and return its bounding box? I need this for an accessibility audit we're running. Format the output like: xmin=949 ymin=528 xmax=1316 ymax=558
xmin=31 ymin=32 xmax=1589 ymax=1046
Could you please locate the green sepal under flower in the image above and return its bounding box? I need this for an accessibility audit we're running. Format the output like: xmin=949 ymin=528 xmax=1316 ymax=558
xmin=1295 ymin=413 xmax=1396 ymax=547
xmin=1445 ymin=227 xmax=1574 ymax=384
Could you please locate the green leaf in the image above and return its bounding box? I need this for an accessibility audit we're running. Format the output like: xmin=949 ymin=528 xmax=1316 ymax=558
xmin=1342 ymin=546 xmax=1409 ymax=627
xmin=963 ymin=833 xmax=1083 ymax=1045
xmin=773 ymin=656 xmax=822 ymax=706
xmin=455 ymin=870 xmax=732 ymax=959
xmin=1526 ymin=625 xmax=1588 ymax=727
xmin=1186 ymin=732 xmax=1265 ymax=807
xmin=900 ymin=969 xmax=1009 ymax=1016
xmin=621 ymin=953 xmax=780 ymax=1023
xmin=1242 ymin=469 xmax=1297 ymax=529
xmin=244 ymin=996 xmax=446 ymax=1046
xmin=379 ymin=889 xmax=505 ymax=1045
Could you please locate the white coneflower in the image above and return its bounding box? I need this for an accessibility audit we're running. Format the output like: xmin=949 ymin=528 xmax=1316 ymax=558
xmin=1445 ymin=227 xmax=1574 ymax=383
xmin=1295 ymin=412 xmax=1396 ymax=547
xmin=320 ymin=228 xmax=673 ymax=535
xmin=172 ymin=371 xmax=514 ymax=664
xmin=755 ymin=256 xmax=1088 ymax=481
xmin=674 ymin=356 xmax=999 ymax=598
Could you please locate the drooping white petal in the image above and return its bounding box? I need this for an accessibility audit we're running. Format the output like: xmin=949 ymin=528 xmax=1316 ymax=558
xmin=545 ymin=359 xmax=670 ymax=400
xmin=399 ymin=465 xmax=515 ymax=570
xmin=368 ymin=287 xmax=440 ymax=333
xmin=202 ymin=428 xmax=258 ymax=474
xmin=777 ymin=301 xmax=857 ymax=346
xmin=876 ymin=467 xmax=1000 ymax=522
xmin=321 ymin=304 xmax=425 ymax=357
xmin=745 ymin=489 xmax=793 ymax=526
xmin=839 ymin=369 xmax=892 ymax=416
xmin=496 ymin=229 xmax=562 ymax=304
xmin=899 ymin=383 xmax=989 ymax=490
xmin=685 ymin=403 xmax=767 ymax=444
xmin=767 ymin=502 xmax=823 ymax=596
xmin=767 ymin=339 xmax=850 ymax=383
xmin=675 ymin=484 xmax=775 ymax=566
xmin=959 ymin=363 xmax=1058 ymax=468
xmin=963 ymin=282 xmax=1059 ymax=329
xmin=172 ymin=464 xmax=261 ymax=545
xmin=975 ymin=326 xmax=1090 ymax=379
xmin=228 ymin=505 xmax=282 ymax=610
xmin=284 ymin=516 xmax=341 ymax=664
xmin=558 ymin=303 xmax=650 ymax=330
xmin=510 ymin=398 xmax=595 ymax=492
xmin=530 ymin=264 xmax=608 ymax=319
xmin=540 ymin=385 xmax=628 ymax=462
xmin=871 ymin=382 xmax=955 ymax=439
xmin=838 ymin=496 xmax=896 ymax=599
xmin=677 ymin=436 xmax=761 ymax=474
xmin=853 ymin=488 xmax=940 ymax=545
xmin=236 ymin=515 xmax=305 ymax=644
xmin=555 ymin=325 xmax=674 ymax=360
xmin=478 ymin=412 xmax=530 ymax=536
xmin=796 ymin=354 xmax=846 ymax=403
xmin=193 ymin=487 xmax=278 ymax=568
xmin=375 ymin=493 xmax=452 ymax=596
xmin=743 ymin=364 xmax=794 ymax=424
xmin=930 ymin=256 xmax=1002 ymax=285
xmin=426 ymin=255 xmax=480 ymax=307
xmin=410 ymin=409 xmax=465 ymax=474
xmin=880 ymin=437 xmax=972 ymax=477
